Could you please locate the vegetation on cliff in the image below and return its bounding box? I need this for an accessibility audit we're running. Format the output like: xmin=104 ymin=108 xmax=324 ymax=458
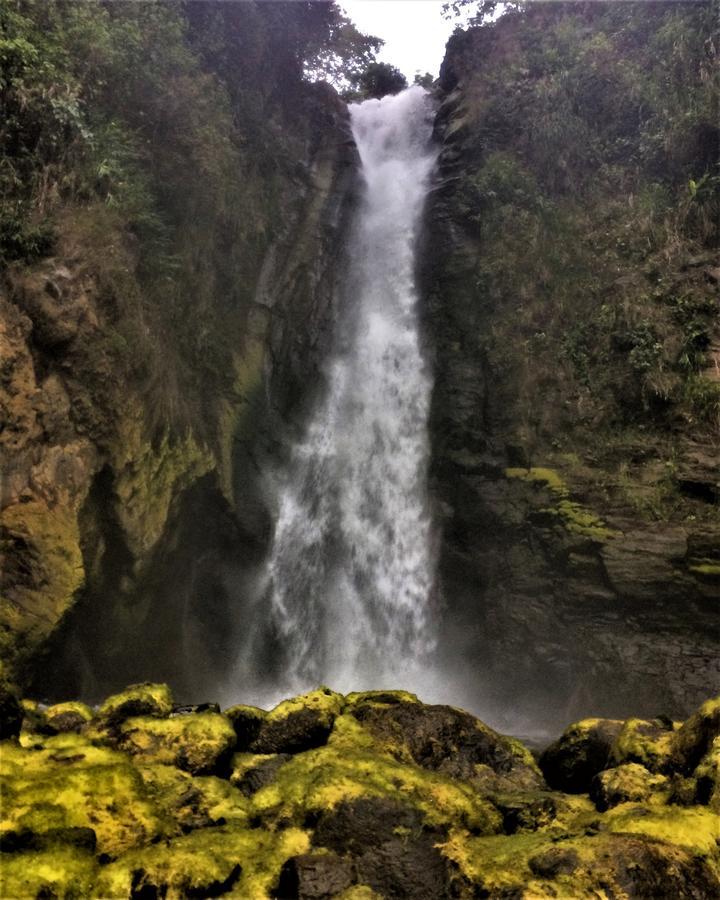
xmin=1 ymin=684 xmax=719 ymax=898
xmin=424 ymin=0 xmax=719 ymax=726
xmin=0 ymin=1 xmax=372 ymax=694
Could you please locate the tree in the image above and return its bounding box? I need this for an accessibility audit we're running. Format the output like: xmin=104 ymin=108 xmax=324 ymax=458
xmin=414 ymin=72 xmax=434 ymax=89
xmin=354 ymin=62 xmax=408 ymax=99
xmin=442 ymin=0 xmax=525 ymax=26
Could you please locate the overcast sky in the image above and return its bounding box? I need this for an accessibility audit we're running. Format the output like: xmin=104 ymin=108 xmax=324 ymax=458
xmin=341 ymin=1 xmax=465 ymax=81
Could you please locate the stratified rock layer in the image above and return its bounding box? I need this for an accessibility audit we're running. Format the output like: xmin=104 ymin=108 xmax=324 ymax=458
xmin=1 ymin=686 xmax=719 ymax=898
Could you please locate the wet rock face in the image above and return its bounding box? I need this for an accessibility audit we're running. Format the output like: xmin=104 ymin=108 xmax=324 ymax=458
xmin=1 ymin=71 xmax=357 ymax=699
xmin=1 ymin=685 xmax=720 ymax=899
xmin=421 ymin=1 xmax=720 ymax=729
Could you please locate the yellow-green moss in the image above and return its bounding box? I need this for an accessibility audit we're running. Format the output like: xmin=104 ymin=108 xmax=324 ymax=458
xmin=230 ymin=753 xmax=286 ymax=786
xmin=504 ymin=467 xmax=618 ymax=540
xmin=688 ymin=558 xmax=720 ymax=577
xmin=266 ymin=686 xmax=345 ymax=727
xmin=94 ymin=824 xmax=310 ymax=900
xmin=344 ymin=690 xmax=420 ymax=708
xmin=113 ymin=419 xmax=214 ymax=556
xmin=44 ymin=700 xmax=94 ymax=730
xmin=118 ymin=711 xmax=236 ymax=773
xmin=139 ymin=764 xmax=251 ymax=829
xmin=592 ymin=763 xmax=667 ymax=809
xmin=0 ymin=735 xmax=167 ymax=855
xmin=248 ymin=712 xmax=502 ymax=835
xmin=0 ymin=500 xmax=84 ymax=666
xmin=610 ymin=719 xmax=675 ymax=771
xmin=0 ymin=846 xmax=98 ymax=900
xmin=603 ymin=804 xmax=720 ymax=854
xmin=337 ymin=887 xmax=383 ymax=900
xmin=217 ymin=341 xmax=266 ymax=503
xmin=98 ymin=681 xmax=173 ymax=721
xmin=671 ymin=696 xmax=720 ymax=770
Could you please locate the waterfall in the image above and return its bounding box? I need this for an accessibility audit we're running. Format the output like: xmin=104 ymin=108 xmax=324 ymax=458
xmin=249 ymin=86 xmax=438 ymax=701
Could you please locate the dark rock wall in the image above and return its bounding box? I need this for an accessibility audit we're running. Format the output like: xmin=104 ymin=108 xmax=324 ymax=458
xmin=422 ymin=1 xmax=719 ymax=730
xmin=2 ymin=78 xmax=358 ymax=700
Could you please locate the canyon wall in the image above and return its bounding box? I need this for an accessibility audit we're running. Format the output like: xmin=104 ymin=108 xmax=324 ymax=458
xmin=1 ymin=2 xmax=358 ymax=699
xmin=422 ymin=0 xmax=719 ymax=729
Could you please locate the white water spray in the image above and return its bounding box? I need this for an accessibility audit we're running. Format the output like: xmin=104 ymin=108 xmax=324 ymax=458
xmin=252 ymin=87 xmax=438 ymax=701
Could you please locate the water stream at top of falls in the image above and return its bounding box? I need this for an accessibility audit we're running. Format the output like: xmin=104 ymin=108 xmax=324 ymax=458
xmin=243 ymin=87 xmax=439 ymax=704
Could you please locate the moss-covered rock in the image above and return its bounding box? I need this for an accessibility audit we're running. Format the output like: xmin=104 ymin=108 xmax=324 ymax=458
xmin=44 ymin=700 xmax=94 ymax=734
xmin=247 ymin=711 xmax=502 ymax=836
xmin=590 ymin=763 xmax=667 ymax=811
xmin=224 ymin=703 xmax=267 ymax=749
xmin=250 ymin=687 xmax=344 ymax=754
xmin=118 ymin=710 xmax=236 ymax=775
xmin=3 ymin=687 xmax=720 ymax=897
xmin=694 ymin=736 xmax=720 ymax=811
xmin=671 ymin=695 xmax=720 ymax=773
xmin=0 ymin=734 xmax=166 ymax=856
xmin=348 ymin=698 xmax=544 ymax=792
xmin=98 ymin=682 xmax=173 ymax=727
xmin=94 ymin=824 xmax=310 ymax=899
xmin=0 ymin=846 xmax=99 ymax=900
xmin=610 ymin=717 xmax=676 ymax=772
xmin=539 ymin=718 xmax=624 ymax=792
xmin=230 ymin=752 xmax=293 ymax=797
xmin=0 ymin=682 xmax=23 ymax=740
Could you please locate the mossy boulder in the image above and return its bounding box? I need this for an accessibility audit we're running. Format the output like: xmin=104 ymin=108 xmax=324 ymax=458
xmin=610 ymin=717 xmax=676 ymax=772
xmin=670 ymin=695 xmax=720 ymax=773
xmin=0 ymin=682 xmax=23 ymax=739
xmin=247 ymin=711 xmax=502 ymax=836
xmin=250 ymin=687 xmax=344 ymax=754
xmin=98 ymin=682 xmax=173 ymax=727
xmin=94 ymin=824 xmax=310 ymax=899
xmin=348 ymin=697 xmax=544 ymax=792
xmin=0 ymin=846 xmax=98 ymax=900
xmin=539 ymin=717 xmax=624 ymax=792
xmin=590 ymin=763 xmax=667 ymax=811
xmin=276 ymin=852 xmax=354 ymax=899
xmin=118 ymin=710 xmax=236 ymax=775
xmin=694 ymin=736 xmax=720 ymax=810
xmin=0 ymin=734 xmax=166 ymax=856
xmin=44 ymin=700 xmax=94 ymax=734
xmin=224 ymin=702 xmax=267 ymax=749
xmin=230 ymin=752 xmax=293 ymax=796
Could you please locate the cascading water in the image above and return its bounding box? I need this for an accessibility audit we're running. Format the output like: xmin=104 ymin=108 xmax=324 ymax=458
xmin=247 ymin=87 xmax=438 ymax=702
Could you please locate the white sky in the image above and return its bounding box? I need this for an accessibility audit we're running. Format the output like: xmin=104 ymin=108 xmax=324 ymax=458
xmin=341 ymin=1 xmax=461 ymax=80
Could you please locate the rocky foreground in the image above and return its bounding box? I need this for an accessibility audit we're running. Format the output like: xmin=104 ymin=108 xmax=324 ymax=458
xmin=0 ymin=685 xmax=719 ymax=899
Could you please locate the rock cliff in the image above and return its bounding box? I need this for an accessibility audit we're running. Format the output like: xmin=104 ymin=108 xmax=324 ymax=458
xmin=422 ymin=0 xmax=719 ymax=729
xmin=0 ymin=2 xmax=358 ymax=699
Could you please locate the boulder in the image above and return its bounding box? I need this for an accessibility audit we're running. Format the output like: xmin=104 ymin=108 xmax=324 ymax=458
xmin=610 ymin=717 xmax=676 ymax=771
xmin=694 ymin=736 xmax=720 ymax=810
xmin=251 ymin=688 xmax=343 ymax=754
xmin=590 ymin=763 xmax=667 ymax=811
xmin=45 ymin=701 xmax=94 ymax=734
xmin=539 ymin=718 xmax=623 ymax=792
xmin=0 ymin=683 xmax=24 ymax=740
xmin=224 ymin=703 xmax=267 ymax=749
xmin=671 ymin=696 xmax=720 ymax=773
xmin=276 ymin=853 xmax=353 ymax=899
xmin=348 ymin=697 xmax=544 ymax=791
xmin=230 ymin=753 xmax=293 ymax=796
xmin=97 ymin=683 xmax=173 ymax=728
xmin=118 ymin=711 xmax=236 ymax=775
